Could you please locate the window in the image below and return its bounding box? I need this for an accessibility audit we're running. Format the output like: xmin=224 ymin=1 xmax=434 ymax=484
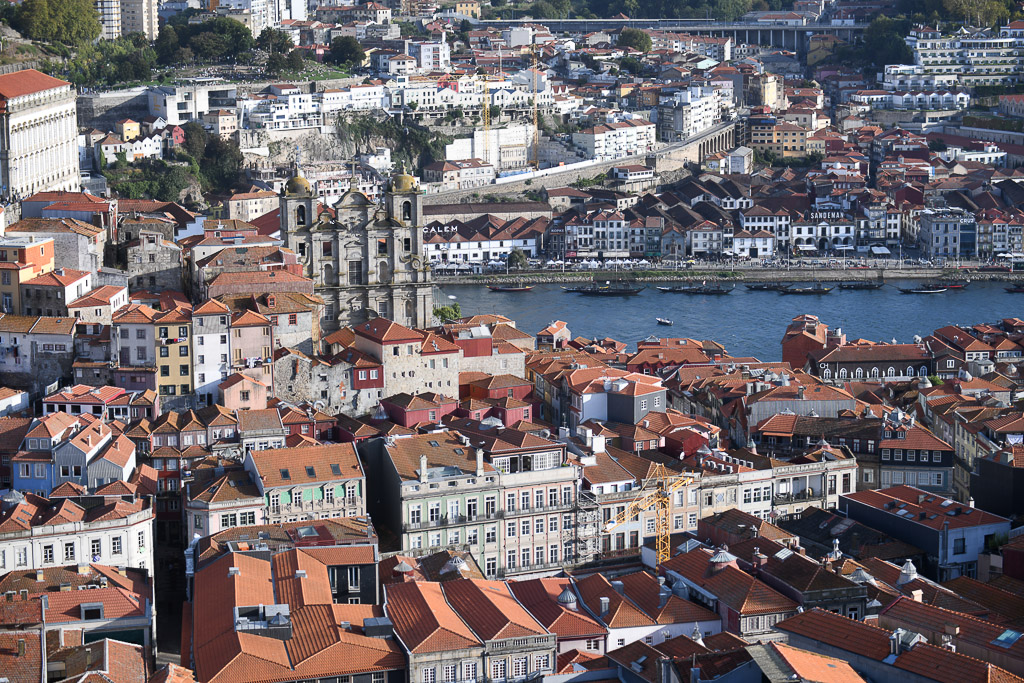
xmin=423 ymin=667 xmax=436 ymax=683
xmin=221 ymin=513 xmax=237 ymax=528
xmin=954 ymin=538 xmax=966 ymax=554
xmin=491 ymin=660 xmax=506 ymax=680
xmin=90 ymin=539 xmax=101 ymax=560
xmin=63 ymin=543 xmax=75 ymax=562
xmin=463 ymin=662 xmax=477 ymax=682
xmin=586 ymin=638 xmax=601 ymax=651
xmin=486 ymin=527 xmax=496 ymax=543
xmin=112 ymin=537 xmax=122 ymax=555
xmin=43 ymin=545 xmax=54 ymax=563
xmin=443 ymin=665 xmax=457 ymax=683
xmin=373 ymin=674 xmax=385 ymax=683
xmin=512 ymin=658 xmax=528 ymax=677
xmin=535 ymin=655 xmax=550 ymax=671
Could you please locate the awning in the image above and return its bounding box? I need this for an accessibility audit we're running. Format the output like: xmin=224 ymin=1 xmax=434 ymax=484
xmin=871 ymin=246 xmax=891 ymax=255
xmin=796 ymin=245 xmax=816 ymax=252
xmin=834 ymin=245 xmax=854 ymax=251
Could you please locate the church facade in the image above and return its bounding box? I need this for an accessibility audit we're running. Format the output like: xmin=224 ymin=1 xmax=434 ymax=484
xmin=279 ymin=166 xmax=434 ymax=331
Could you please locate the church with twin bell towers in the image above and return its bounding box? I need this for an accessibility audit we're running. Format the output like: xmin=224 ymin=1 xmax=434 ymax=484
xmin=279 ymin=164 xmax=434 ymax=330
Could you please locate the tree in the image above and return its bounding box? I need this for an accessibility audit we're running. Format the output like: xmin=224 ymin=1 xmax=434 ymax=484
xmin=181 ymin=122 xmax=208 ymax=161
xmin=618 ymin=28 xmax=652 ymax=52
xmin=257 ymin=27 xmax=293 ymax=53
xmin=433 ymin=301 xmax=462 ymax=322
xmin=266 ymin=51 xmax=288 ymax=75
xmin=619 ymin=55 xmax=643 ymax=74
xmin=191 ymin=31 xmax=229 ymax=61
xmin=173 ymin=47 xmax=195 ymax=65
xmin=507 ymin=248 xmax=528 ymax=270
xmin=155 ymin=25 xmax=180 ymax=64
xmin=286 ymin=49 xmax=305 ymax=71
xmin=201 ymin=136 xmax=243 ymax=193
xmin=329 ymin=36 xmax=365 ymax=66
xmin=15 ymin=0 xmax=100 ymax=44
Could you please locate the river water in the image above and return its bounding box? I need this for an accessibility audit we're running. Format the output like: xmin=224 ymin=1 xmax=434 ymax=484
xmin=438 ymin=280 xmax=1024 ymax=359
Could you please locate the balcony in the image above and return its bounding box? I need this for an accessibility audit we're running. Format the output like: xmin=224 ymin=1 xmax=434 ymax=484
xmin=773 ymin=490 xmax=824 ymax=505
xmin=503 ymin=501 xmax=576 ymax=517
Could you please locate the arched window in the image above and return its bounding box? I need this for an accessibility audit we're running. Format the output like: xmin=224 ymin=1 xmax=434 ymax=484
xmin=887 ymin=367 xmax=896 ymax=377
xmin=823 ymin=368 xmax=831 ymax=379
xmin=839 ymin=368 xmax=848 ymax=379
xmin=871 ymin=367 xmax=880 ymax=377
xmin=855 ymin=367 xmax=863 ymax=379
xmin=921 ymin=366 xmax=929 ymax=376
xmin=402 ymin=200 xmax=412 ymax=222
xmin=296 ymin=205 xmax=307 ymax=226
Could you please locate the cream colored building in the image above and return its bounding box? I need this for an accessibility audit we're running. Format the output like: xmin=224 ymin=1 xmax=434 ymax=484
xmin=120 ymin=0 xmax=158 ymax=40
xmin=0 ymin=69 xmax=80 ymax=200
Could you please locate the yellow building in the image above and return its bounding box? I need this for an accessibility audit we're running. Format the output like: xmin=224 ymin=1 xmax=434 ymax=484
xmin=750 ymin=121 xmax=808 ymax=158
xmin=115 ymin=118 xmax=140 ymax=141
xmin=455 ymin=0 xmax=480 ymax=17
xmin=154 ymin=307 xmax=193 ymax=399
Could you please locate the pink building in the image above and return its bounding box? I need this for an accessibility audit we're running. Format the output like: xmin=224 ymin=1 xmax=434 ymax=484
xmin=230 ymin=309 xmax=274 ymax=392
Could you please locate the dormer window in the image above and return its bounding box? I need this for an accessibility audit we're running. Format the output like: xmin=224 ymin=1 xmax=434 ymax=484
xmin=80 ymin=603 xmax=104 ymax=621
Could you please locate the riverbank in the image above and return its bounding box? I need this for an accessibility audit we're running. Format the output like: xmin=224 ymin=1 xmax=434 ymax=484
xmin=434 ymin=267 xmax=1024 ymax=285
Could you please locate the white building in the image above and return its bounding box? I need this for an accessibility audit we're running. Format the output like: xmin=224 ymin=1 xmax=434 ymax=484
xmin=0 ymin=490 xmax=154 ymax=571
xmin=148 ymin=81 xmax=238 ymax=126
xmin=192 ymin=299 xmax=232 ymax=407
xmin=446 ymin=123 xmax=536 ymax=171
xmin=901 ymin=25 xmax=1023 ymax=89
xmin=0 ymin=69 xmax=80 ymax=200
xmin=409 ymin=40 xmax=451 ymax=71
xmin=96 ymin=0 xmax=123 ymax=39
xmin=121 ymin=0 xmax=158 ymax=40
xmin=572 ymin=119 xmax=656 ymax=162
xmin=219 ymin=0 xmax=270 ymax=35
xmin=732 ymin=229 xmax=776 ymax=258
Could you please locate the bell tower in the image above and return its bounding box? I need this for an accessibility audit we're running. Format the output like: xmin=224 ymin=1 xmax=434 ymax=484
xmin=280 ymin=168 xmax=316 ymax=271
xmin=385 ymin=162 xmax=422 ymax=226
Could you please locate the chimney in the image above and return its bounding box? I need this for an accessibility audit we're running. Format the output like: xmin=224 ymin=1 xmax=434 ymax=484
xmin=475 ymin=448 xmax=484 ymax=476
xmin=17 ymin=639 xmax=25 ymax=658
xmin=944 ymin=622 xmax=960 ymax=637
xmin=797 ymin=385 xmax=805 ymax=399
xmin=35 ymin=569 xmax=44 ymax=582
xmin=117 ymin=566 xmax=126 ymax=577
xmin=592 ymin=434 xmax=606 ymax=454
xmin=611 ymin=580 xmax=624 ymax=594
xmin=753 ymin=549 xmax=767 ymax=569
xmin=77 ymin=563 xmax=89 ymax=575
xmin=419 ymin=454 xmax=428 ymax=483
xmin=599 ymin=596 xmax=610 ymax=617
xmin=910 ymin=589 xmax=924 ymax=602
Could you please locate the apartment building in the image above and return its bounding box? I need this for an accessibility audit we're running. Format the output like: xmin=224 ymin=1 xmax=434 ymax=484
xmin=243 ymin=442 xmax=366 ymax=525
xmin=0 ymin=490 xmax=154 ymax=571
xmin=0 ymin=235 xmax=53 ymax=315
xmin=572 ymin=120 xmax=656 ymax=162
xmin=904 ymin=25 xmax=1023 ymax=88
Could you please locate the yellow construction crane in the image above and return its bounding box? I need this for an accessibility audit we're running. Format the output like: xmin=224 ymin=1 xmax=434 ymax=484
xmin=604 ymin=464 xmax=694 ymax=568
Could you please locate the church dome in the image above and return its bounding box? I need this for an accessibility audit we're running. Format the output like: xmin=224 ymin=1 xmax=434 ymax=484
xmin=285 ymin=170 xmax=312 ymax=196
xmin=390 ymin=162 xmax=418 ymax=193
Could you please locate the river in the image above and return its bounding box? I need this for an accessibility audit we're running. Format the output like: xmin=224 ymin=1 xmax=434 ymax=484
xmin=438 ymin=280 xmax=1024 ymax=359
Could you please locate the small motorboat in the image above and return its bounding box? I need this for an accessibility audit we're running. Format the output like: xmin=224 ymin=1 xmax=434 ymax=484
xmin=1005 ymin=285 xmax=1024 ymax=293
xmin=656 ymin=318 xmax=673 ymax=326
xmin=780 ymin=283 xmax=833 ymax=295
xmin=488 ymin=284 xmax=534 ymax=292
xmin=838 ymin=281 xmax=884 ymax=290
xmin=899 ymin=286 xmax=947 ymax=294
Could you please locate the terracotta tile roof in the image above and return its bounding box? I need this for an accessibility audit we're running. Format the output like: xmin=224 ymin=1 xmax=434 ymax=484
xmin=6 ymin=216 xmax=103 ymax=237
xmin=508 ymin=578 xmax=606 ymax=638
xmin=236 ymin=408 xmax=284 ymax=433
xmin=574 ymin=573 xmax=655 ymax=629
xmin=187 ymin=470 xmax=261 ymax=504
xmin=385 ymin=581 xmax=482 ymax=653
xmin=384 ymin=430 xmax=495 ymax=481
xmin=556 ymin=648 xmax=607 ymax=673
xmin=0 ymin=68 xmax=69 ymax=98
xmin=881 ymin=595 xmax=1024 ymax=660
xmin=250 ymin=443 xmax=363 ymax=488
xmin=353 ymin=318 xmax=424 ymax=344
xmin=893 ymin=639 xmax=1024 ymax=683
xmin=615 ymin=570 xmax=719 ymax=626
xmin=768 ymin=642 xmax=864 ymax=683
xmin=775 ymin=608 xmax=892 ymax=659
xmin=605 ymin=640 xmax=664 ymax=683
xmin=661 ymin=548 xmax=798 ymax=617
xmin=23 ymin=268 xmax=90 ymax=288
xmin=442 ymin=578 xmax=549 ymax=641
xmin=943 ymin=576 xmax=1024 ymax=626
xmin=0 ymin=629 xmax=43 ymax=682
xmin=842 ymin=485 xmax=1008 ymax=531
